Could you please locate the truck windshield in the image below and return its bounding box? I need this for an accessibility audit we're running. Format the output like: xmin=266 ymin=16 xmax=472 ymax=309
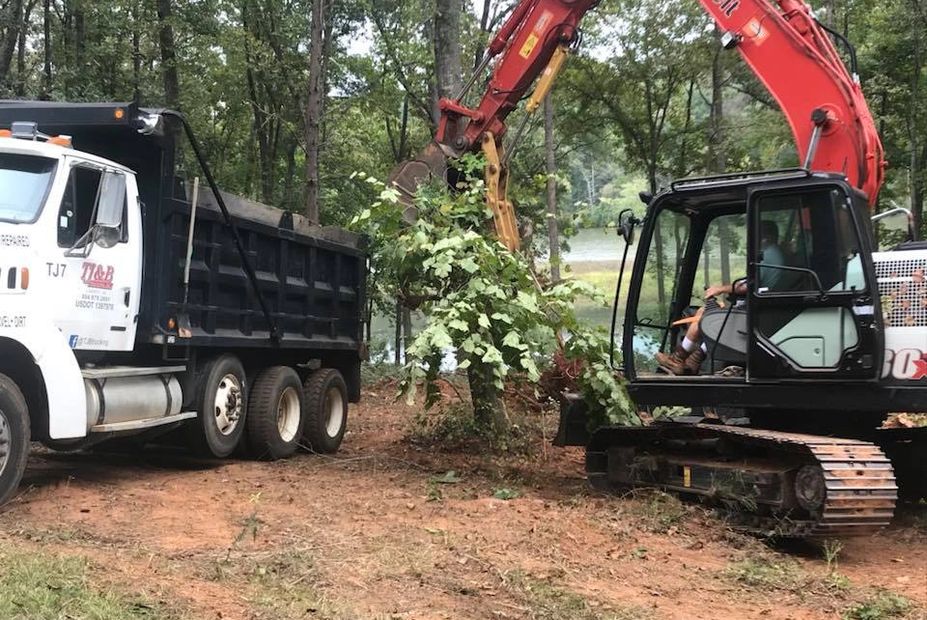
xmin=0 ymin=153 xmax=57 ymax=223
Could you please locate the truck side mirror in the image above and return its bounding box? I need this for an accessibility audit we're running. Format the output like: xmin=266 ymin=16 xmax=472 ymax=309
xmin=93 ymin=172 xmax=126 ymax=249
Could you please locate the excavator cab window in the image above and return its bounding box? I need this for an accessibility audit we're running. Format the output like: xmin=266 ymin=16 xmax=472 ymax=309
xmin=628 ymin=207 xmax=691 ymax=373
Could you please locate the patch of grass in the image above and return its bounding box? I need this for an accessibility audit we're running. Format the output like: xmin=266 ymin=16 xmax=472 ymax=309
xmin=628 ymin=490 xmax=690 ymax=533
xmin=843 ymin=591 xmax=915 ymax=620
xmin=505 ymin=571 xmax=653 ymax=620
xmin=216 ymin=549 xmax=353 ymax=620
xmin=492 ymin=487 xmax=521 ymax=500
xmin=360 ymin=360 xmax=404 ymax=387
xmin=408 ymin=403 xmax=487 ymax=447
xmin=725 ymin=557 xmax=810 ymax=592
xmin=823 ymin=539 xmax=844 ymax=573
xmin=725 ymin=556 xmax=852 ymax=599
xmin=0 ymin=543 xmax=182 ymax=619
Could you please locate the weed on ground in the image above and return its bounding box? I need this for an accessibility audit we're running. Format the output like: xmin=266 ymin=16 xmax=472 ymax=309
xmin=843 ymin=590 xmax=916 ymax=620
xmin=724 ymin=555 xmax=921 ymax=620
xmin=619 ymin=490 xmax=691 ymax=534
xmin=504 ymin=571 xmax=655 ymax=620
xmin=406 ymin=401 xmax=547 ymax=455
xmin=0 ymin=542 xmax=184 ymax=619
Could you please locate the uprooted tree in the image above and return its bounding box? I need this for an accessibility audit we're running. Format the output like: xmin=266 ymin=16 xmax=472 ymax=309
xmin=351 ymin=161 xmax=638 ymax=434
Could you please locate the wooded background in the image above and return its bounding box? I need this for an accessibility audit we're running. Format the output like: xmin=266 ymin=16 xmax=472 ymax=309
xmin=0 ymin=0 xmax=923 ymax=235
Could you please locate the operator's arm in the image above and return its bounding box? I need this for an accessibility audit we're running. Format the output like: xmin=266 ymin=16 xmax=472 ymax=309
xmin=705 ymin=281 xmax=748 ymax=299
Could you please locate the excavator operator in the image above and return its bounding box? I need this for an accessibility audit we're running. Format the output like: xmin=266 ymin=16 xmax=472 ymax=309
xmin=655 ymin=221 xmax=785 ymax=376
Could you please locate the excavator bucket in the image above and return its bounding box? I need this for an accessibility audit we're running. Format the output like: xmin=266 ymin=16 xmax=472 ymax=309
xmin=387 ymin=142 xmax=448 ymax=222
xmin=388 ymin=141 xmax=521 ymax=252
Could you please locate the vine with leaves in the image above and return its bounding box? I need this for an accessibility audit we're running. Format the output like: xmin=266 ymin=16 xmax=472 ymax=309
xmin=351 ymin=159 xmax=638 ymax=432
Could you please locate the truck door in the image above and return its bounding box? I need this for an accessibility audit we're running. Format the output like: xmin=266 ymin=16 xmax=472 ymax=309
xmin=53 ymin=159 xmax=142 ymax=352
xmin=746 ymin=183 xmax=882 ymax=381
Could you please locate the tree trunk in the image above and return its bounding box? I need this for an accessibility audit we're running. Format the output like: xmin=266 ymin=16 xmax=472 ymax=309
xmin=433 ymin=0 xmax=463 ymax=99
xmin=467 ymin=362 xmax=507 ymax=434
xmin=42 ymin=0 xmax=51 ymax=98
xmin=156 ymin=0 xmax=181 ymax=110
xmin=283 ymin=138 xmax=297 ymax=212
xmin=648 ymin=168 xmax=666 ymax=311
xmin=401 ymin=307 xmax=413 ymax=363
xmin=432 ymin=0 xmax=463 ymax=132
xmin=132 ymin=2 xmax=142 ymax=103
xmin=544 ymin=94 xmax=561 ymax=283
xmin=305 ymin=0 xmax=325 ymax=223
xmin=0 ymin=0 xmax=24 ymax=87
xmin=475 ymin=0 xmax=492 ymax=69
xmin=14 ymin=0 xmax=34 ymax=96
xmin=394 ymin=301 xmax=402 ymax=365
xmin=909 ymin=10 xmax=924 ymax=235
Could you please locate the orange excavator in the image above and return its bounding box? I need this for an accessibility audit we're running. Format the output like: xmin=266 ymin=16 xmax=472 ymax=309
xmin=392 ymin=0 xmax=926 ymax=538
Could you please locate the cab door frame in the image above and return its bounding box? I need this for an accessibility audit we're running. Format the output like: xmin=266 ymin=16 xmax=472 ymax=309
xmin=745 ymin=179 xmax=883 ymax=382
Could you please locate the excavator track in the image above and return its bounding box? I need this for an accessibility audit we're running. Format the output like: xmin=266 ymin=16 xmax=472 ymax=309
xmin=586 ymin=423 xmax=898 ymax=538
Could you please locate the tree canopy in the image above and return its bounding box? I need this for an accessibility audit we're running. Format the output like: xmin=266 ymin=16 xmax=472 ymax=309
xmin=0 ymin=0 xmax=921 ymax=231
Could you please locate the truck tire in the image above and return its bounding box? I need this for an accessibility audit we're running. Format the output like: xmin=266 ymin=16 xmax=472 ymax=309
xmin=0 ymin=374 xmax=30 ymax=506
xmin=302 ymin=369 xmax=348 ymax=454
xmin=246 ymin=367 xmax=305 ymax=460
xmin=191 ymin=355 xmax=248 ymax=458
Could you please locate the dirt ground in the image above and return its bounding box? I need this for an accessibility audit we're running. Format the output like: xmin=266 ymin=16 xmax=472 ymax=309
xmin=1 ymin=384 xmax=925 ymax=620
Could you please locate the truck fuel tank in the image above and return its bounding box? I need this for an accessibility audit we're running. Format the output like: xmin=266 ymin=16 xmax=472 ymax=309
xmin=83 ymin=369 xmax=183 ymax=432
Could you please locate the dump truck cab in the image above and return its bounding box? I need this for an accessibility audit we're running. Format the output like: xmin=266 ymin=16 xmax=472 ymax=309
xmin=0 ymin=122 xmax=146 ymax=442
xmin=0 ymin=124 xmax=144 ymax=350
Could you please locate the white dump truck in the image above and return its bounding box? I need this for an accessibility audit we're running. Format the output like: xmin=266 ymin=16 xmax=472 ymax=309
xmin=0 ymin=101 xmax=367 ymax=504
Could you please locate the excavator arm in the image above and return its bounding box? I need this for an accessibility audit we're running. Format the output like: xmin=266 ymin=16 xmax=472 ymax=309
xmin=390 ymin=0 xmax=886 ymax=251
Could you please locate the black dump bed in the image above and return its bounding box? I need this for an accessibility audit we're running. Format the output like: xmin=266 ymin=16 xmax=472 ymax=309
xmin=0 ymin=101 xmax=367 ymax=360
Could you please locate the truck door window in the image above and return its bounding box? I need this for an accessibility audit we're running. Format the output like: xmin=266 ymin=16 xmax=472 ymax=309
xmin=57 ymin=166 xmax=128 ymax=248
xmin=58 ymin=166 xmax=101 ymax=248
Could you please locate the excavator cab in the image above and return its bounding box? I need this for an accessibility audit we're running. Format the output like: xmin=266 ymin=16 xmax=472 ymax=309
xmin=619 ymin=169 xmax=884 ymax=410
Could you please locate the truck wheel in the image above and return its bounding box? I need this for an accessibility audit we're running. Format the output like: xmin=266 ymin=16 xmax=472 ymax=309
xmin=302 ymin=369 xmax=348 ymax=454
xmin=0 ymin=374 xmax=30 ymax=506
xmin=246 ymin=367 xmax=305 ymax=460
xmin=192 ymin=355 xmax=248 ymax=458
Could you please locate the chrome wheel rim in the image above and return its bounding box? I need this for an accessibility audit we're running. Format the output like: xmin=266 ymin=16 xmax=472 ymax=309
xmin=324 ymin=387 xmax=344 ymax=438
xmin=214 ymin=373 xmax=243 ymax=436
xmin=0 ymin=410 xmax=10 ymax=478
xmin=276 ymin=386 xmax=301 ymax=443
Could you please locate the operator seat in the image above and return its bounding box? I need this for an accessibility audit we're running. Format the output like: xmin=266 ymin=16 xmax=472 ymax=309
xmin=698 ymin=298 xmax=748 ymax=369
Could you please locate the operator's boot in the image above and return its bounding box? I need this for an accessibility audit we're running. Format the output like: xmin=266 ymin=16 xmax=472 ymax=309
xmin=684 ymin=348 xmax=707 ymax=376
xmin=655 ymin=346 xmax=689 ymax=376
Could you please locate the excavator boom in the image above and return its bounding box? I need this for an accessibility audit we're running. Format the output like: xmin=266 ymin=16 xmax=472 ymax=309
xmin=700 ymin=0 xmax=885 ymax=208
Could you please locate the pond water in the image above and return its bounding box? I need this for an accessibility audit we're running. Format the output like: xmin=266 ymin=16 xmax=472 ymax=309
xmin=551 ymin=227 xmax=632 ymax=264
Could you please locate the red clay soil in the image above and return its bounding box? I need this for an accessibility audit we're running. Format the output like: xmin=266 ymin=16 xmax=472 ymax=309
xmin=0 ymin=384 xmax=924 ymax=620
